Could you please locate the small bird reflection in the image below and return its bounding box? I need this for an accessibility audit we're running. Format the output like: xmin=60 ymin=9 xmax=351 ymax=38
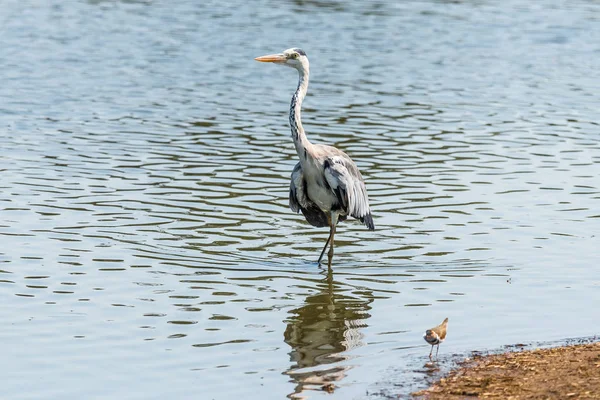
xmin=423 ymin=360 xmax=441 ymax=373
xmin=283 ymin=268 xmax=372 ymax=398
xmin=423 ymin=317 xmax=448 ymax=360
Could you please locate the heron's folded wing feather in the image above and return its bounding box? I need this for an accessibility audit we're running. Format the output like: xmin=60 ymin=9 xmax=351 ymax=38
xmin=289 ymin=162 xmax=304 ymax=213
xmin=290 ymin=162 xmax=329 ymax=227
xmin=323 ymin=156 xmax=372 ymax=227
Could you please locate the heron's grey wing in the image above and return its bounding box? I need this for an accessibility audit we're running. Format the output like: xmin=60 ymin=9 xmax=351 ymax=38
xmin=324 ymin=156 xmax=374 ymax=230
xmin=290 ymin=162 xmax=305 ymax=214
xmin=290 ymin=162 xmax=329 ymax=227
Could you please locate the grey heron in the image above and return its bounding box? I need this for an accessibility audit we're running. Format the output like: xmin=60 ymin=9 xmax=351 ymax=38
xmin=255 ymin=48 xmax=374 ymax=266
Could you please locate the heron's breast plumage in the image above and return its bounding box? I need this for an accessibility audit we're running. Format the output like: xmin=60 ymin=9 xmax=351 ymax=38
xmin=303 ymin=161 xmax=340 ymax=213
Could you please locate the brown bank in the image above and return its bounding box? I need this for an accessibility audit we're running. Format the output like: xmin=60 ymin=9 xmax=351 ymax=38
xmin=413 ymin=342 xmax=600 ymax=399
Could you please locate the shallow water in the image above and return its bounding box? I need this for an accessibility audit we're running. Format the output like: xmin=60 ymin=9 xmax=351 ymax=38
xmin=1 ymin=0 xmax=599 ymax=399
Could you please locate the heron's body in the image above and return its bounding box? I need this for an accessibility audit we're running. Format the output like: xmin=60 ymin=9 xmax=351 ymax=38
xmin=423 ymin=317 xmax=448 ymax=359
xmin=255 ymin=48 xmax=374 ymax=266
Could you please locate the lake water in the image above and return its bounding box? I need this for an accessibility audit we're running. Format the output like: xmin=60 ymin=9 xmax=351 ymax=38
xmin=1 ymin=1 xmax=599 ymax=399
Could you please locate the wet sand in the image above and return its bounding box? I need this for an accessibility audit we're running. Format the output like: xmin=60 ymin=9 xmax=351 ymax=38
xmin=413 ymin=342 xmax=600 ymax=399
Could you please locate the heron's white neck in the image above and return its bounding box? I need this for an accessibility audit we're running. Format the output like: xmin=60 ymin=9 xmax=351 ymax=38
xmin=289 ymin=63 xmax=313 ymax=160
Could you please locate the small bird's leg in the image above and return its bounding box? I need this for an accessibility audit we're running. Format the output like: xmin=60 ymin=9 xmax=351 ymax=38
xmin=435 ymin=344 xmax=440 ymax=358
xmin=429 ymin=346 xmax=433 ymax=359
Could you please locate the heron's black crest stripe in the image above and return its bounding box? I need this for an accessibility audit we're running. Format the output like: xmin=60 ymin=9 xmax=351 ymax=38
xmin=293 ymin=48 xmax=306 ymax=56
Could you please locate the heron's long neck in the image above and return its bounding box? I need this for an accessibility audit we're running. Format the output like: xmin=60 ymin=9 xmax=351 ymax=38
xmin=290 ymin=66 xmax=313 ymax=160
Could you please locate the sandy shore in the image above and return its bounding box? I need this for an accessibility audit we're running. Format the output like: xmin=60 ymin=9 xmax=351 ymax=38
xmin=412 ymin=341 xmax=600 ymax=399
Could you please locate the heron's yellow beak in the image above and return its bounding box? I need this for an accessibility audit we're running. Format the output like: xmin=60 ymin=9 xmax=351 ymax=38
xmin=255 ymin=53 xmax=287 ymax=63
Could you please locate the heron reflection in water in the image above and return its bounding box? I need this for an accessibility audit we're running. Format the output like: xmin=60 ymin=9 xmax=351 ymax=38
xmin=255 ymin=48 xmax=374 ymax=267
xmin=283 ymin=268 xmax=372 ymax=398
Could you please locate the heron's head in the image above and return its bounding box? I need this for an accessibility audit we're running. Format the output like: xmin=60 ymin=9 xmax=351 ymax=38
xmin=255 ymin=48 xmax=308 ymax=71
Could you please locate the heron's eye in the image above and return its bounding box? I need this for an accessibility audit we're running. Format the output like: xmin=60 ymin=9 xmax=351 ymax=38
xmin=292 ymin=53 xmax=298 ymax=59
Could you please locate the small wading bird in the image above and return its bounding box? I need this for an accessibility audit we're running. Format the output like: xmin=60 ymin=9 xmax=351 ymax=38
xmin=423 ymin=317 xmax=448 ymax=359
xmin=255 ymin=48 xmax=374 ymax=266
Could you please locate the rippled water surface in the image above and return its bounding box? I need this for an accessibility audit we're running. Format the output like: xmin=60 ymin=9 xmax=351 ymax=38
xmin=1 ymin=1 xmax=600 ymax=399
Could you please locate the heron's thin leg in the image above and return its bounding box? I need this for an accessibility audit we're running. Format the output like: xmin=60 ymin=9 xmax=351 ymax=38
xmin=327 ymin=224 xmax=336 ymax=267
xmin=326 ymin=213 xmax=339 ymax=267
xmin=327 ymin=213 xmax=338 ymax=267
xmin=317 ymin=229 xmax=333 ymax=265
xmin=317 ymin=214 xmax=333 ymax=265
